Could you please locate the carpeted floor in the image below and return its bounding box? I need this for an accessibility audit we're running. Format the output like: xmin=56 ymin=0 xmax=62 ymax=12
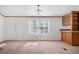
xmin=0 ymin=40 xmax=79 ymax=54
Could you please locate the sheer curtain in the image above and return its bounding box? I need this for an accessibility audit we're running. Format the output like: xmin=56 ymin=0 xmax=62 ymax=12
xmin=29 ymin=17 xmax=49 ymax=35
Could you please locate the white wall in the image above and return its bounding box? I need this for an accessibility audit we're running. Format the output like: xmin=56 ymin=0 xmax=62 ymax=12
xmin=0 ymin=5 xmax=79 ymax=16
xmin=0 ymin=15 xmax=5 ymax=42
xmin=5 ymin=16 xmax=62 ymax=40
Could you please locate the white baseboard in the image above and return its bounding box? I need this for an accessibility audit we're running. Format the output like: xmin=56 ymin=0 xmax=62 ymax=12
xmin=0 ymin=40 xmax=5 ymax=42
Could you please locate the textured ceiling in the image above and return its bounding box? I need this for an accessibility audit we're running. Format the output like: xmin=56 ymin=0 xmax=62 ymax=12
xmin=0 ymin=5 xmax=79 ymax=16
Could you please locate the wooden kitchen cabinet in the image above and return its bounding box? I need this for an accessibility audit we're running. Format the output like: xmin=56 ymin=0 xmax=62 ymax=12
xmin=62 ymin=11 xmax=79 ymax=31
xmin=62 ymin=14 xmax=71 ymax=26
xmin=61 ymin=32 xmax=72 ymax=45
xmin=61 ymin=31 xmax=79 ymax=46
xmin=72 ymin=32 xmax=79 ymax=46
xmin=61 ymin=11 xmax=79 ymax=46
xmin=72 ymin=11 xmax=79 ymax=31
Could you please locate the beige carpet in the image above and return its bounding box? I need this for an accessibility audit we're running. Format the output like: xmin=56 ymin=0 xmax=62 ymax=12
xmin=0 ymin=40 xmax=79 ymax=54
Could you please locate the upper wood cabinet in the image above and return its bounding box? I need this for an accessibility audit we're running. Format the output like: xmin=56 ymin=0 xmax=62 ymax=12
xmin=62 ymin=13 xmax=71 ymax=26
xmin=62 ymin=11 xmax=79 ymax=31
xmin=72 ymin=11 xmax=79 ymax=31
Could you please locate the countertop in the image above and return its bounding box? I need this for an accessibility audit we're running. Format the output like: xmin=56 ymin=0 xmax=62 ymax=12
xmin=60 ymin=29 xmax=79 ymax=32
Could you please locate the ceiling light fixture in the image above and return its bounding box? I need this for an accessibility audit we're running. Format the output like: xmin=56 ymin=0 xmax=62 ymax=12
xmin=35 ymin=5 xmax=41 ymax=15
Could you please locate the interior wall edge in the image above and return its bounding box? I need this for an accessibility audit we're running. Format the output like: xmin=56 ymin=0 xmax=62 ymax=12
xmin=0 ymin=40 xmax=5 ymax=42
xmin=4 ymin=16 xmax=62 ymax=18
xmin=0 ymin=13 xmax=5 ymax=17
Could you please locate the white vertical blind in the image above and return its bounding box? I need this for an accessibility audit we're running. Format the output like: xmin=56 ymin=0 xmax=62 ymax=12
xmin=29 ymin=17 xmax=49 ymax=35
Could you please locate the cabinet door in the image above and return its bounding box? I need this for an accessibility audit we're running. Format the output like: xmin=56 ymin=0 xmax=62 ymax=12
xmin=61 ymin=32 xmax=72 ymax=45
xmin=61 ymin=32 xmax=66 ymax=41
xmin=62 ymin=14 xmax=71 ymax=26
xmin=72 ymin=13 xmax=79 ymax=31
xmin=65 ymin=32 xmax=72 ymax=45
xmin=72 ymin=32 xmax=79 ymax=46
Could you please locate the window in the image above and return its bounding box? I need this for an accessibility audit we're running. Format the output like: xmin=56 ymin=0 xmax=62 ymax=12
xmin=29 ymin=19 xmax=49 ymax=35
